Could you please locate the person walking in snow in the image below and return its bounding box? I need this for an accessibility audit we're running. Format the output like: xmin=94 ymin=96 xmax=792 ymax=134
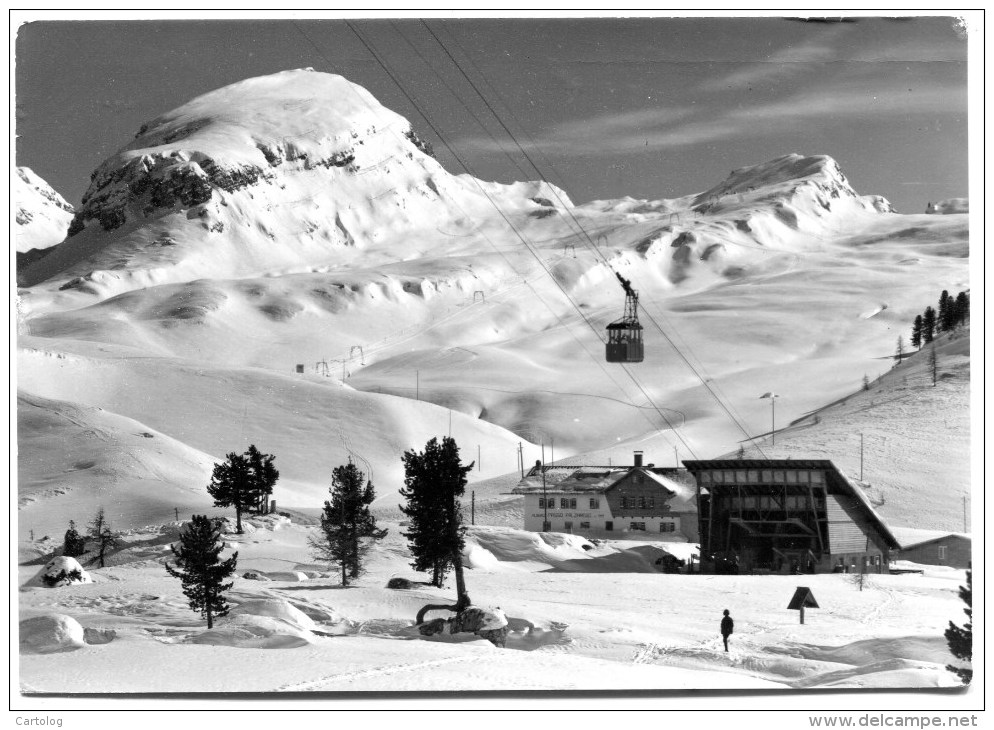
xmin=720 ymin=609 xmax=734 ymax=652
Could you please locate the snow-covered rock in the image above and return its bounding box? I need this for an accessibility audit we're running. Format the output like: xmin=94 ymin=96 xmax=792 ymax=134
xmin=20 ymin=614 xmax=86 ymax=654
xmin=228 ymin=598 xmax=316 ymax=631
xmin=926 ymin=198 xmax=968 ymax=214
xmin=14 ymin=167 xmax=74 ymax=254
xmin=30 ymin=556 xmax=93 ymax=588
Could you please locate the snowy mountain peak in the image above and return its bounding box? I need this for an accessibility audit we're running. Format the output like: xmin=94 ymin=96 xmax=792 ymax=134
xmin=22 ymin=69 xmax=567 ymax=291
xmin=14 ymin=167 xmax=74 ymax=254
xmin=695 ymin=153 xmax=894 ymax=214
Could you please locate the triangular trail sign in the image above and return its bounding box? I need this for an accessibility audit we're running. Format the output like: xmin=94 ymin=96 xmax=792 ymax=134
xmin=787 ymin=587 xmax=819 ymax=610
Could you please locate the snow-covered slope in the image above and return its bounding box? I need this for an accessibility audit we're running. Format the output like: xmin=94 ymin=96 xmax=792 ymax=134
xmin=15 ymin=70 xmax=970 ymax=539
xmin=729 ymin=327 xmax=971 ymax=533
xmin=14 ymin=167 xmax=74 ymax=254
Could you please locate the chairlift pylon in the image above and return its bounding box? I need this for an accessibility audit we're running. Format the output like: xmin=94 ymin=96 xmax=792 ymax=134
xmin=606 ymin=272 xmax=644 ymax=363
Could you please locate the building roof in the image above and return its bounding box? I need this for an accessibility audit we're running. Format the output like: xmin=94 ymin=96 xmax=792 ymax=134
xmin=890 ymin=527 xmax=972 ymax=550
xmin=512 ymin=465 xmax=695 ymax=504
xmin=682 ymin=458 xmax=899 ymax=549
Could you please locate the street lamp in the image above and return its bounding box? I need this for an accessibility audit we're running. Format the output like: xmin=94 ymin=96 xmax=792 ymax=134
xmin=759 ymin=392 xmax=780 ymax=446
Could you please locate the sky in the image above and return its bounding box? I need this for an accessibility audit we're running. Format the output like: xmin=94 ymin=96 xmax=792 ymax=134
xmin=14 ymin=14 xmax=970 ymax=214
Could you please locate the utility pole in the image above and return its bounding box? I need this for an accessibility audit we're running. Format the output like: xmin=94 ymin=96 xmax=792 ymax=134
xmin=541 ymin=442 xmax=548 ymax=531
xmin=859 ymin=431 xmax=863 ymax=481
xmin=674 ymin=447 xmax=679 ymax=468
xmin=472 ymin=491 xmax=475 ymax=525
xmin=518 ymin=442 xmax=524 ymax=478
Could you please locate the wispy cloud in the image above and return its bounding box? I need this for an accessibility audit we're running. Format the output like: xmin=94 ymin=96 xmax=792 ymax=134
xmin=698 ymin=27 xmax=847 ymax=92
xmin=454 ymin=78 xmax=965 ymax=158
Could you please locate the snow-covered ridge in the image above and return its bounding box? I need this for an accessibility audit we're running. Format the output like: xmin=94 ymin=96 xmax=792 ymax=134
xmin=20 ymin=69 xmax=569 ymax=292
xmin=926 ymin=198 xmax=968 ymax=215
xmin=15 ymin=167 xmax=74 ymax=254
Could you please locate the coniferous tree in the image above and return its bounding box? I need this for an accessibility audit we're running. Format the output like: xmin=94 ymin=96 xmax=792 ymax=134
xmin=911 ymin=315 xmax=923 ymax=350
xmin=245 ymin=444 xmax=279 ymax=515
xmin=862 ymin=374 xmax=870 ymax=391
xmin=937 ymin=290 xmax=951 ymax=331
xmin=400 ymin=436 xmax=474 ymax=609
xmin=207 ymin=445 xmax=279 ymax=533
xmin=87 ymin=507 xmax=119 ymax=568
xmin=945 ymin=568 xmax=972 ymax=684
xmin=309 ymin=460 xmax=387 ymax=586
xmin=895 ymin=335 xmax=905 ymax=363
xmin=954 ymin=291 xmax=970 ymax=327
xmin=62 ymin=520 xmax=86 ymax=558
xmin=164 ymin=515 xmax=237 ymax=629
xmin=922 ymin=306 xmax=937 ymax=343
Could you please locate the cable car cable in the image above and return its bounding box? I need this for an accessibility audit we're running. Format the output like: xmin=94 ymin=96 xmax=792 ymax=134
xmin=342 ymin=21 xmax=698 ymax=458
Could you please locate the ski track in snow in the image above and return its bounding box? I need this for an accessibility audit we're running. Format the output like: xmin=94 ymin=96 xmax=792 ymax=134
xmin=274 ymin=655 xmax=476 ymax=692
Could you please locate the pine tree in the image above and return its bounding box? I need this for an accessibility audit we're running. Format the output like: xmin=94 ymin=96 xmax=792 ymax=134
xmin=862 ymin=374 xmax=870 ymax=391
xmin=944 ymin=568 xmax=972 ymax=684
xmin=937 ymin=290 xmax=951 ymax=331
xmin=164 ymin=515 xmax=237 ymax=629
xmin=911 ymin=315 xmax=923 ymax=350
xmin=922 ymin=306 xmax=936 ymax=343
xmin=86 ymin=507 xmax=119 ymax=568
xmin=308 ymin=460 xmax=387 ymax=586
xmin=62 ymin=520 xmax=86 ymax=558
xmin=207 ymin=445 xmax=279 ymax=533
xmin=895 ymin=335 xmax=905 ymax=363
xmin=954 ymin=291 xmax=970 ymax=327
xmin=400 ymin=436 xmax=474 ymax=609
xmin=245 ymin=444 xmax=279 ymax=515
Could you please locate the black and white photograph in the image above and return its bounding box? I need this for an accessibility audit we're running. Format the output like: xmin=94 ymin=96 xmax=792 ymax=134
xmin=12 ymin=10 xmax=980 ymax=716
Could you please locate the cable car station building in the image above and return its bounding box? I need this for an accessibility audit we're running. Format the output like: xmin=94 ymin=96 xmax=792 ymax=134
xmin=683 ymin=459 xmax=899 ymax=574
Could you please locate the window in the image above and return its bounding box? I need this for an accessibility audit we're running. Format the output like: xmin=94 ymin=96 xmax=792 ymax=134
xmin=589 ymin=498 xmax=599 ymax=509
xmin=786 ymin=470 xmax=798 ymax=484
xmin=700 ymin=471 xmax=713 ymax=484
xmin=735 ymin=470 xmax=746 ymax=483
xmin=580 ymin=521 xmax=590 ymax=529
xmin=620 ymin=496 xmax=628 ymax=509
xmin=638 ymin=496 xmax=646 ymax=509
xmin=773 ymin=471 xmax=785 ymax=483
xmin=647 ymin=497 xmax=655 ymax=509
xmin=569 ymin=498 xmax=577 ymax=510
xmin=747 ymin=470 xmax=759 ymax=482
xmin=811 ymin=471 xmax=824 ymax=485
xmin=761 ymin=470 xmax=772 ymax=483
xmin=938 ymin=546 xmax=947 ymax=562
xmin=564 ymin=521 xmax=573 ymax=533
xmin=605 ymin=521 xmax=613 ymax=531
xmin=629 ymin=522 xmax=646 ymax=531
xmin=712 ymin=471 xmax=724 ymax=483
xmin=660 ymin=522 xmax=675 ymax=533
xmin=539 ymin=498 xmax=549 ymax=508
xmin=560 ymin=498 xmax=569 ymax=509
xmin=724 ymin=470 xmax=736 ymax=483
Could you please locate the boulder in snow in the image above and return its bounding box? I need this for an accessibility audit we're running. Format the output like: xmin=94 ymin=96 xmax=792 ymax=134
xmin=31 ymin=556 xmax=92 ymax=587
xmin=228 ymin=598 xmax=316 ymax=631
xmin=418 ymin=606 xmax=509 ymax=647
xmin=20 ymin=614 xmax=86 ymax=654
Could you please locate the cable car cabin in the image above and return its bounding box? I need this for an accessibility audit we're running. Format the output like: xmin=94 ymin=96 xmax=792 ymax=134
xmin=606 ymin=321 xmax=644 ymax=362
xmin=606 ymin=272 xmax=644 ymax=363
